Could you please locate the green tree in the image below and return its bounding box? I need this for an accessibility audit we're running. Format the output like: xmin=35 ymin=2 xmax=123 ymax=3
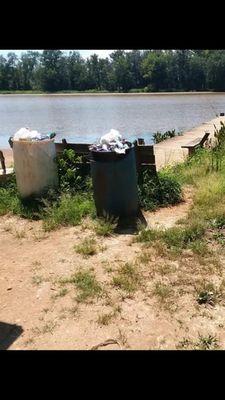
xmin=110 ymin=50 xmax=133 ymax=92
xmin=38 ymin=50 xmax=70 ymax=92
xmin=67 ymin=51 xmax=87 ymax=91
xmin=141 ymin=51 xmax=169 ymax=91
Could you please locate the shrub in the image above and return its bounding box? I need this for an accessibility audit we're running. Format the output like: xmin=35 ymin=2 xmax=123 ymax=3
xmin=153 ymin=129 xmax=182 ymax=144
xmin=94 ymin=214 xmax=117 ymax=236
xmin=43 ymin=194 xmax=95 ymax=231
xmin=57 ymin=149 xmax=92 ymax=193
xmin=138 ymin=168 xmax=182 ymax=211
xmin=75 ymin=237 xmax=98 ymax=257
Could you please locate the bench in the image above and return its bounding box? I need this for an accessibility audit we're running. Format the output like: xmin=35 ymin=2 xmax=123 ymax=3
xmin=181 ymin=132 xmax=210 ymax=156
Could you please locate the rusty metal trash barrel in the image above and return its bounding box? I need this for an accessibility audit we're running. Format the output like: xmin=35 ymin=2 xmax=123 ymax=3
xmin=90 ymin=145 xmax=139 ymax=219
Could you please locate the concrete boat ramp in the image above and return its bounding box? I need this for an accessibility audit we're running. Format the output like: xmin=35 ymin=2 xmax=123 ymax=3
xmin=154 ymin=116 xmax=225 ymax=170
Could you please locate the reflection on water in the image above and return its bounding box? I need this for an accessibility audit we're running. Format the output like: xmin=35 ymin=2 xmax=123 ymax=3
xmin=0 ymin=93 xmax=225 ymax=147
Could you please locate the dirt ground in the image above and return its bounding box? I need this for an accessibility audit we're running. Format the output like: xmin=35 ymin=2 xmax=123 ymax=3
xmin=1 ymin=187 xmax=225 ymax=350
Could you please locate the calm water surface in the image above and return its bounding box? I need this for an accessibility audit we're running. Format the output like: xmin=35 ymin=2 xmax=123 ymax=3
xmin=0 ymin=93 xmax=225 ymax=148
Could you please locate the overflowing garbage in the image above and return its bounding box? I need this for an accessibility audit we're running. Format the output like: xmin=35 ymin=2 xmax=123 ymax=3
xmin=13 ymin=127 xmax=56 ymax=142
xmin=12 ymin=128 xmax=58 ymax=198
xmin=89 ymin=129 xmax=132 ymax=154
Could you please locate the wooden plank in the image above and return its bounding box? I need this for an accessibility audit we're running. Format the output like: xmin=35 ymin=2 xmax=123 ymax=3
xmin=0 ymin=150 xmax=6 ymax=174
xmin=55 ymin=142 xmax=90 ymax=154
xmin=135 ymin=145 xmax=154 ymax=156
xmin=56 ymin=140 xmax=156 ymax=175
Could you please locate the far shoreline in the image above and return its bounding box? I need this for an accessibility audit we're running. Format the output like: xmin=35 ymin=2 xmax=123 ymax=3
xmin=1 ymin=91 xmax=225 ymax=97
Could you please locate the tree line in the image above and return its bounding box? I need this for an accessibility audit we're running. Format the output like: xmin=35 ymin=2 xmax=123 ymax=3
xmin=0 ymin=50 xmax=225 ymax=93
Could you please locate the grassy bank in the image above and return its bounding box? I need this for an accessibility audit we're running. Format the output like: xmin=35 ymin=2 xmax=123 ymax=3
xmin=0 ymin=148 xmax=182 ymax=230
xmin=136 ymin=123 xmax=225 ymax=253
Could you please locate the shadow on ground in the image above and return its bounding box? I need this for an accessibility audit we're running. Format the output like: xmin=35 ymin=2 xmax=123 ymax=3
xmin=0 ymin=321 xmax=23 ymax=350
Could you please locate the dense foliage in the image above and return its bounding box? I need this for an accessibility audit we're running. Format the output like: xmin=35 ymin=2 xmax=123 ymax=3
xmin=1 ymin=50 xmax=225 ymax=93
xmin=138 ymin=168 xmax=182 ymax=211
xmin=152 ymin=129 xmax=182 ymax=143
xmin=56 ymin=149 xmax=92 ymax=193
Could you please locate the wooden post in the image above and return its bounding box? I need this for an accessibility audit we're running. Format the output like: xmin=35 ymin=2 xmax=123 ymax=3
xmin=0 ymin=150 xmax=6 ymax=174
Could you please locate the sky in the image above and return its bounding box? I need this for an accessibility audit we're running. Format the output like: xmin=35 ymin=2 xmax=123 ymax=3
xmin=0 ymin=50 xmax=119 ymax=59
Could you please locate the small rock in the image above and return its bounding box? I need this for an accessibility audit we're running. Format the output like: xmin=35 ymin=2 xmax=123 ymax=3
xmin=7 ymin=287 xmax=12 ymax=291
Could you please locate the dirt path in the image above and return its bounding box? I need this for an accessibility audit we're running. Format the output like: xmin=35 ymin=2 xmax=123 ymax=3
xmin=1 ymin=186 xmax=225 ymax=350
xmin=0 ymin=187 xmax=209 ymax=351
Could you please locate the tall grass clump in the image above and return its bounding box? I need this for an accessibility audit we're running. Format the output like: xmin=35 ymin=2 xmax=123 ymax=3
xmin=136 ymin=222 xmax=205 ymax=251
xmin=172 ymin=121 xmax=225 ymax=228
xmin=43 ymin=193 xmax=95 ymax=231
xmin=0 ymin=174 xmax=45 ymax=219
xmin=138 ymin=167 xmax=182 ymax=211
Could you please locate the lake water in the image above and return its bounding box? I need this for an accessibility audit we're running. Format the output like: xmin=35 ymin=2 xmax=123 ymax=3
xmin=1 ymin=93 xmax=225 ymax=148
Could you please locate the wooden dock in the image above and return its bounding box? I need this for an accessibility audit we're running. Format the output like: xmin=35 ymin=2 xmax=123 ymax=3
xmin=154 ymin=116 xmax=225 ymax=170
xmin=1 ymin=116 xmax=225 ymax=175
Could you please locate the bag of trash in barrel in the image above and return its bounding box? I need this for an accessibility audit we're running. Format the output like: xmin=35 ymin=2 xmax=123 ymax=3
xmin=12 ymin=127 xmax=58 ymax=199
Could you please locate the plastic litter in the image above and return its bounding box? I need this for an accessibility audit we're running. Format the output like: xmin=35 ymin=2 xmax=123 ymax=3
xmin=12 ymin=127 xmax=58 ymax=198
xmin=13 ymin=127 xmax=55 ymax=142
xmin=89 ymin=129 xmax=132 ymax=154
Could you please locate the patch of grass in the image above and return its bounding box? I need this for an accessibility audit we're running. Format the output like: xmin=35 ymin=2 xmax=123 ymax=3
xmin=173 ymin=148 xmax=211 ymax=186
xmin=32 ymin=230 xmax=48 ymax=241
xmin=212 ymin=231 xmax=225 ymax=246
xmin=41 ymin=321 xmax=57 ymax=335
xmin=158 ymin=263 xmax=177 ymax=275
xmin=153 ymin=281 xmax=173 ymax=302
xmin=196 ymin=282 xmax=221 ymax=306
xmin=97 ymin=312 xmax=114 ymax=326
xmin=74 ymin=271 xmax=103 ymax=303
xmin=176 ymin=337 xmax=193 ymax=350
xmin=137 ymin=251 xmax=152 ymax=265
xmin=68 ymin=305 xmax=79 ymax=316
xmin=3 ymin=223 xmax=13 ymax=233
xmin=177 ymin=334 xmax=220 ymax=350
xmin=32 ymin=321 xmax=57 ymax=336
xmin=94 ymin=216 xmax=117 ymax=237
xmin=43 ymin=194 xmax=95 ymax=231
xmin=112 ymin=263 xmax=141 ymax=295
xmin=135 ymin=228 xmax=162 ymax=243
xmin=188 ymin=239 xmax=210 ymax=255
xmin=136 ymin=223 xmax=205 ymax=252
xmin=0 ymin=186 xmax=20 ymax=216
xmin=32 ymin=275 xmax=44 ymax=286
xmin=97 ymin=305 xmax=122 ymax=326
xmin=14 ymin=228 xmax=26 ymax=239
xmin=53 ymin=288 xmax=68 ymax=298
xmin=75 ymin=237 xmax=98 ymax=257
xmin=211 ymin=215 xmax=225 ymax=229
xmin=196 ymin=334 xmax=219 ymax=350
xmin=138 ymin=168 xmax=182 ymax=211
xmin=60 ymin=270 xmax=103 ymax=303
